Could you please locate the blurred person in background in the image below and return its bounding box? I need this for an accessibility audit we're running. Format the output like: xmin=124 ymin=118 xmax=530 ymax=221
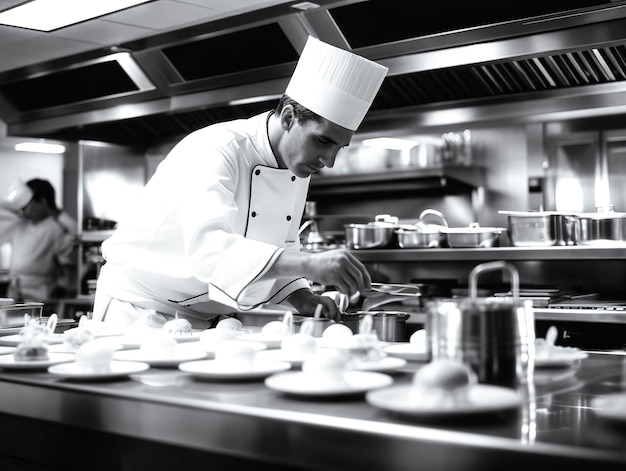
xmin=0 ymin=178 xmax=77 ymax=304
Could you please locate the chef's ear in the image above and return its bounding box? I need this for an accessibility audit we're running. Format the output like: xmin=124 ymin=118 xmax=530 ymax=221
xmin=280 ymin=104 xmax=296 ymax=130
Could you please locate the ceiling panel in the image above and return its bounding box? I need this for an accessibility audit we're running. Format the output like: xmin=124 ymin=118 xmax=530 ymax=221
xmin=104 ymin=0 xmax=222 ymax=30
xmin=54 ymin=19 xmax=156 ymax=46
xmin=0 ymin=0 xmax=294 ymax=74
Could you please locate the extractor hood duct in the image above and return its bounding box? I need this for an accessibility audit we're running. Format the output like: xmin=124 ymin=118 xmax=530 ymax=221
xmin=5 ymin=0 xmax=626 ymax=146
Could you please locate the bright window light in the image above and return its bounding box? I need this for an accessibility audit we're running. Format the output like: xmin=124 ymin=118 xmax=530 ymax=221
xmin=15 ymin=142 xmax=66 ymax=154
xmin=362 ymin=137 xmax=418 ymax=150
xmin=0 ymin=0 xmax=153 ymax=32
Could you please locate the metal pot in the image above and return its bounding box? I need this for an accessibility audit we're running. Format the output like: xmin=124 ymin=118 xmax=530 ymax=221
xmin=340 ymin=311 xmax=410 ymax=341
xmin=574 ymin=207 xmax=626 ymax=246
xmin=500 ymin=210 xmax=576 ymax=247
xmin=442 ymin=223 xmax=505 ymax=248
xmin=345 ymin=215 xmax=398 ymax=249
xmin=395 ymin=209 xmax=448 ymax=248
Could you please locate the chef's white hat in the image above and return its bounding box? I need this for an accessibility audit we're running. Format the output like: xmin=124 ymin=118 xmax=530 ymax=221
xmin=285 ymin=36 xmax=388 ymax=131
xmin=0 ymin=179 xmax=33 ymax=211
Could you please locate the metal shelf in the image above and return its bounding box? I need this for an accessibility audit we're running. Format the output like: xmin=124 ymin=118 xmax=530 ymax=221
xmin=352 ymin=246 xmax=626 ymax=262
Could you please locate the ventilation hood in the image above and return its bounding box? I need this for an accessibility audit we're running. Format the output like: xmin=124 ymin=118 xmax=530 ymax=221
xmin=4 ymin=0 xmax=626 ymax=146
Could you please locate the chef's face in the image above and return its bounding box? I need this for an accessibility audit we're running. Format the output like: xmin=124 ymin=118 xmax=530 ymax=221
xmin=21 ymin=198 xmax=50 ymax=222
xmin=280 ymin=108 xmax=353 ymax=178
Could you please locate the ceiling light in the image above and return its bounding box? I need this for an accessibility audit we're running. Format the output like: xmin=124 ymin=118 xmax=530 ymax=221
xmin=0 ymin=0 xmax=152 ymax=32
xmin=291 ymin=2 xmax=320 ymax=11
xmin=15 ymin=142 xmax=66 ymax=154
xmin=362 ymin=137 xmax=418 ymax=150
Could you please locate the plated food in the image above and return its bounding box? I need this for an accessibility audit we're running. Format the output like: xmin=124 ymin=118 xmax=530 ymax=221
xmin=163 ymin=316 xmax=193 ymax=336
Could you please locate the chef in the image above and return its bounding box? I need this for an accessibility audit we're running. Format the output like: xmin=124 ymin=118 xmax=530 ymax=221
xmin=92 ymin=36 xmax=388 ymax=329
xmin=0 ymin=178 xmax=77 ymax=303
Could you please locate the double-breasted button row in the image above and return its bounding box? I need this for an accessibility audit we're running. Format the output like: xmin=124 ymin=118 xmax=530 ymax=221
xmin=250 ymin=211 xmax=292 ymax=221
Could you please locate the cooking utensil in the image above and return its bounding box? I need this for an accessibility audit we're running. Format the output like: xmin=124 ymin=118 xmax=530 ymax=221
xmin=442 ymin=223 xmax=505 ymax=248
xmin=573 ymin=206 xmax=626 ymax=246
xmin=395 ymin=209 xmax=449 ymax=248
xmin=340 ymin=311 xmax=410 ymax=341
xmin=427 ymin=261 xmax=535 ymax=388
xmin=344 ymin=220 xmax=397 ymax=250
xmin=365 ymin=282 xmax=422 ymax=297
xmin=466 ymin=261 xmax=535 ymax=388
xmin=499 ymin=210 xmax=575 ymax=246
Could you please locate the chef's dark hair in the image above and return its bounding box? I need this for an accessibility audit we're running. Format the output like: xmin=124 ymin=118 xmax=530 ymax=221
xmin=26 ymin=178 xmax=58 ymax=212
xmin=275 ymin=95 xmax=322 ymax=123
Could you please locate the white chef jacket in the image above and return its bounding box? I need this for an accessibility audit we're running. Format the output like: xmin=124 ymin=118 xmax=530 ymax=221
xmin=0 ymin=209 xmax=77 ymax=302
xmin=95 ymin=111 xmax=311 ymax=321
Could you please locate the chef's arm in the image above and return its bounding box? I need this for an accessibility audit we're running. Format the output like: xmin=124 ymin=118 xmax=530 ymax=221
xmin=263 ymin=248 xmax=372 ymax=296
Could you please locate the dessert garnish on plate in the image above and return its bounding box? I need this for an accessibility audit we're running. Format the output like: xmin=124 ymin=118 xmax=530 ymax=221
xmin=13 ymin=313 xmax=57 ymax=361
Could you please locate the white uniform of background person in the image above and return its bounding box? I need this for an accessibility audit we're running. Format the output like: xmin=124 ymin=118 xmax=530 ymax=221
xmin=0 ymin=179 xmax=77 ymax=303
xmin=93 ymin=36 xmax=388 ymax=329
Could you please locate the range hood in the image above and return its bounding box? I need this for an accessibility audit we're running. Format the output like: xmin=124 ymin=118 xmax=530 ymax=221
xmin=3 ymin=0 xmax=626 ymax=146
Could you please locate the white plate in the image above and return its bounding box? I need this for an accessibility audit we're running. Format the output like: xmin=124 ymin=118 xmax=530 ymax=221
xmin=199 ymin=340 xmax=266 ymax=358
xmin=382 ymin=344 xmax=428 ymax=362
xmin=48 ymin=360 xmax=150 ymax=379
xmin=111 ymin=331 xmax=202 ymax=349
xmin=0 ymin=346 xmax=15 ymax=355
xmin=591 ymin=393 xmax=626 ymax=422
xmin=265 ymin=371 xmax=394 ymax=397
xmin=0 ymin=352 xmax=75 ymax=370
xmin=236 ymin=333 xmax=285 ymax=349
xmin=179 ymin=359 xmax=291 ymax=379
xmin=366 ymin=384 xmax=521 ymax=418
xmin=535 ymin=347 xmax=588 ymax=368
xmin=169 ymin=331 xmax=202 ymax=343
xmin=351 ymin=356 xmax=407 ymax=373
xmin=0 ymin=334 xmax=64 ymax=346
xmin=114 ymin=346 xmax=207 ymax=367
xmin=49 ymin=340 xmax=124 ymax=354
xmin=90 ymin=329 xmax=124 ymax=339
xmin=255 ymin=349 xmax=312 ymax=367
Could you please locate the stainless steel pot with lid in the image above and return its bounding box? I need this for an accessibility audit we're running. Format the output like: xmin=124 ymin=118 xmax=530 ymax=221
xmin=344 ymin=214 xmax=399 ymax=249
xmin=395 ymin=209 xmax=449 ymax=248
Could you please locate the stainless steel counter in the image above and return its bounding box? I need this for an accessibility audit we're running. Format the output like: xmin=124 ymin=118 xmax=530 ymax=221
xmin=0 ymin=353 xmax=625 ymax=470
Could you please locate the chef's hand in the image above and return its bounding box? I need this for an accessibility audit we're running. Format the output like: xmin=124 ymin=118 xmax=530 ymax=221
xmin=305 ymin=249 xmax=372 ymax=296
xmin=286 ymin=289 xmax=341 ymax=322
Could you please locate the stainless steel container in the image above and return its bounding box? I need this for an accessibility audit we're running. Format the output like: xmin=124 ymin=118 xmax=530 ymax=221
xmin=0 ymin=302 xmax=43 ymax=329
xmin=442 ymin=223 xmax=505 ymax=248
xmin=344 ymin=222 xmax=396 ymax=249
xmin=574 ymin=208 xmax=626 ymax=246
xmin=341 ymin=311 xmax=410 ymax=341
xmin=500 ymin=210 xmax=576 ymax=246
xmin=293 ymin=317 xmax=331 ymax=337
xmin=427 ymin=261 xmax=535 ymax=389
xmin=395 ymin=209 xmax=448 ymax=248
